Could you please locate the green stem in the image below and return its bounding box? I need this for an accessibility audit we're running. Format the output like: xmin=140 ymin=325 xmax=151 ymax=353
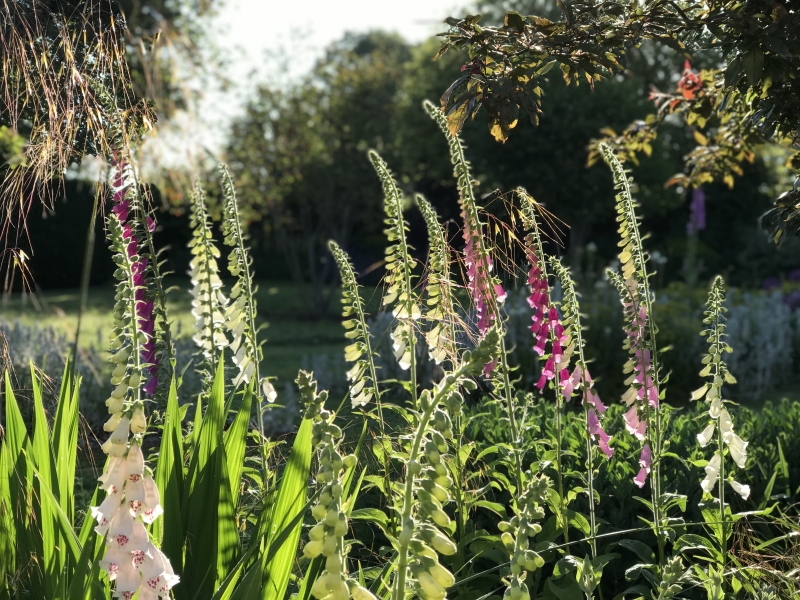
xmin=555 ymin=390 xmax=567 ymax=543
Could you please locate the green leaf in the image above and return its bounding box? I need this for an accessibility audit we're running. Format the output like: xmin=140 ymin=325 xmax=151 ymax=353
xmin=155 ymin=377 xmax=184 ymax=575
xmin=30 ymin=362 xmax=62 ymax=596
xmin=546 ymin=574 xmax=585 ymax=600
xmin=261 ymin=416 xmax=313 ymax=600
xmin=183 ymin=358 xmax=238 ymax=599
xmin=350 ymin=508 xmax=389 ymax=527
xmin=224 ymin=381 xmax=253 ymax=502
xmin=617 ymin=539 xmax=655 ymax=564
xmin=51 ymin=359 xmax=78 ymax=522
xmin=742 ymin=50 xmax=764 ymax=86
xmin=673 ymin=533 xmax=715 ymax=555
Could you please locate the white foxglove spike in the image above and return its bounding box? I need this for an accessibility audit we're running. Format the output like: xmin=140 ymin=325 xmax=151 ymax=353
xmin=730 ymin=480 xmax=751 ymax=500
xmin=701 ymin=454 xmax=721 ymax=494
xmin=697 ymin=422 xmax=715 ymax=448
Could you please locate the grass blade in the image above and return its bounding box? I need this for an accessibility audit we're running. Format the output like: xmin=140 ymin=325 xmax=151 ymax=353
xmin=155 ymin=377 xmax=184 ymax=575
xmin=261 ymin=416 xmax=313 ymax=600
xmin=224 ymin=381 xmax=253 ymax=505
xmin=183 ymin=358 xmax=238 ymax=599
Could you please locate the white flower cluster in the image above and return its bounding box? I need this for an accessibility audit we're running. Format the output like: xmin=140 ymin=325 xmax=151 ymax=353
xmin=694 ymin=277 xmax=750 ymax=500
xmin=371 ymin=150 xmax=421 ymax=372
xmin=498 ymin=474 xmax=550 ymax=600
xmin=298 ymin=371 xmax=375 ymax=600
xmin=91 ymin=446 xmax=178 ymax=599
xmin=417 ymin=194 xmax=455 ymax=365
xmin=188 ymin=186 xmax=229 ymax=359
xmin=219 ymin=165 xmax=266 ymax=393
xmin=329 ymin=241 xmax=379 ymax=408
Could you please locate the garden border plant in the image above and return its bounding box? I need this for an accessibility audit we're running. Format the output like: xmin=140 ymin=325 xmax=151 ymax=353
xmin=1 ymin=100 xmax=798 ymax=600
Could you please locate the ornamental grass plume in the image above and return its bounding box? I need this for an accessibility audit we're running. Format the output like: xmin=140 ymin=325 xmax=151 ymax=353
xmin=91 ymin=158 xmax=178 ymax=599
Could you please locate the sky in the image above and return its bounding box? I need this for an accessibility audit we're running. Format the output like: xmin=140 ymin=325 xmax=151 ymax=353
xmin=215 ymin=0 xmax=466 ymax=86
xmin=140 ymin=0 xmax=471 ymax=177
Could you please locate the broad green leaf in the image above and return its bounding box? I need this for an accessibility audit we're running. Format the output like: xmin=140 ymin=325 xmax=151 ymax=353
xmin=617 ymin=539 xmax=655 ymax=564
xmin=261 ymin=416 xmax=313 ymax=600
xmin=350 ymin=508 xmax=389 ymax=527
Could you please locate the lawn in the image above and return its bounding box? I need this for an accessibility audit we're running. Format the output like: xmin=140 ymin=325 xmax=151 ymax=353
xmin=0 ymin=279 xmax=381 ymax=388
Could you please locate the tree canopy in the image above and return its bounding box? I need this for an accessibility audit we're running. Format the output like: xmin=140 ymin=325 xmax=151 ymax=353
xmin=436 ymin=0 xmax=800 ymax=241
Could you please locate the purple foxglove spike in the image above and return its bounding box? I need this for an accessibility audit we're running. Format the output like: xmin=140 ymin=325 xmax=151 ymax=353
xmin=143 ymin=376 xmax=157 ymax=395
xmin=633 ymin=467 xmax=648 ymax=488
xmin=126 ymin=239 xmax=138 ymax=259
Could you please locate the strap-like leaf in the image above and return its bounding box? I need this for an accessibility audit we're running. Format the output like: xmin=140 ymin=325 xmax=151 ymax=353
xmin=261 ymin=416 xmax=313 ymax=600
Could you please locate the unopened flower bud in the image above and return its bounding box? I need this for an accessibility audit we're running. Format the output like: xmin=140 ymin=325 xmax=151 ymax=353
xmin=343 ymin=454 xmax=357 ymax=469
xmin=325 ymin=554 xmax=342 ymax=573
xmin=334 ymin=514 xmax=348 ymax=536
xmin=303 ymin=539 xmax=323 ymax=559
xmin=309 ymin=523 xmax=326 ymax=541
xmin=428 ymin=563 xmax=455 ymax=588
xmin=501 ymin=532 xmax=515 ymax=550
xmin=104 ymin=412 xmax=122 ymax=432
xmin=130 ymin=404 xmax=146 ymax=434
xmin=430 ymin=532 xmax=457 ymax=556
xmin=430 ymin=508 xmax=451 ymax=528
xmin=417 ymin=571 xmax=446 ymax=599
xmin=408 ymin=460 xmax=422 ymax=475
xmin=331 ymin=483 xmax=343 ymax=499
xmin=324 ymin=509 xmax=339 ymax=527
xmin=322 ymin=534 xmax=337 ymax=556
xmin=311 ymin=503 xmax=327 ymax=520
xmin=351 ymin=584 xmax=377 ymax=600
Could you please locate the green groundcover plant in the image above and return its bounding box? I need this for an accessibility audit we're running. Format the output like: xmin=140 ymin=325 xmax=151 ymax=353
xmin=1 ymin=102 xmax=799 ymax=600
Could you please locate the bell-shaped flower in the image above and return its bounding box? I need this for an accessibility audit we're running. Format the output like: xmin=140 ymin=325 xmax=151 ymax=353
xmin=126 ymin=444 xmax=145 ymax=476
xmin=141 ymin=477 xmax=164 ymax=524
xmin=719 ymin=408 xmax=734 ymax=443
xmin=701 ymin=453 xmax=721 ymax=493
xmin=587 ymin=408 xmax=614 ymax=459
xmin=633 ymin=444 xmax=652 ymax=489
xmin=91 ymin=490 xmax=124 ymax=533
xmin=730 ymin=480 xmax=751 ymax=500
xmin=108 ymin=507 xmax=135 ymax=549
xmin=102 ymin=417 xmax=131 ymax=457
xmin=727 ymin=433 xmax=748 ymax=469
xmin=99 ymin=543 xmax=132 ymax=581
xmin=140 ymin=544 xmax=180 ymax=595
xmin=697 ymin=422 xmax=715 ymax=448
xmin=130 ymin=404 xmax=147 ymax=434
xmin=624 ymin=406 xmax=647 ymax=441
xmin=113 ymin=557 xmax=142 ymax=598
xmin=99 ymin=457 xmax=127 ymax=495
